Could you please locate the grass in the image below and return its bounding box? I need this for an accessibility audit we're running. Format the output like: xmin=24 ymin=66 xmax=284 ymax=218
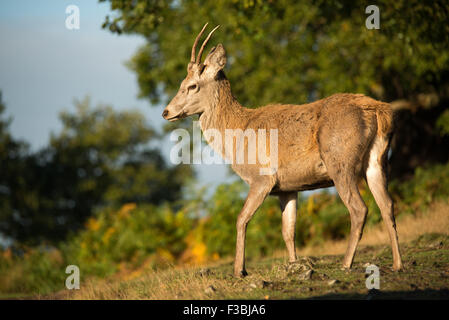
xmin=35 ymin=200 xmax=449 ymax=300
xmin=297 ymin=199 xmax=449 ymax=257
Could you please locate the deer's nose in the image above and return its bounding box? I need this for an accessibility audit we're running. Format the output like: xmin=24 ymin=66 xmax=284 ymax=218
xmin=162 ymin=109 xmax=169 ymax=118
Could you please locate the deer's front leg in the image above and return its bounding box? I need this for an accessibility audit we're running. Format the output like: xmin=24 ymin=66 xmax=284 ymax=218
xmin=234 ymin=183 xmax=273 ymax=277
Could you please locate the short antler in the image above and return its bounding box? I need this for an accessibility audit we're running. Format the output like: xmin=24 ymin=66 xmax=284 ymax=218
xmin=190 ymin=23 xmax=209 ymax=64
xmin=189 ymin=24 xmax=220 ymax=70
xmin=196 ymin=25 xmax=220 ymax=64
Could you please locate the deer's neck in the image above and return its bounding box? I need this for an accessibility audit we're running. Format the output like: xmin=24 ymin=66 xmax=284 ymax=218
xmin=199 ymin=78 xmax=248 ymax=133
xmin=198 ymin=76 xmax=250 ymax=163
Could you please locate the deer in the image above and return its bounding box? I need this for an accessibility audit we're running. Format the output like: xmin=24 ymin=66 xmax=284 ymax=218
xmin=162 ymin=23 xmax=403 ymax=277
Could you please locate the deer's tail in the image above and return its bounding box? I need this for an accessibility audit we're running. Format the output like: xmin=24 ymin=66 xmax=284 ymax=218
xmin=375 ymin=103 xmax=394 ymax=138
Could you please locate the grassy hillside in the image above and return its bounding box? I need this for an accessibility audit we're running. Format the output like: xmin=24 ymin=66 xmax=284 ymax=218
xmin=43 ymin=234 xmax=449 ymax=300
xmin=39 ymin=202 xmax=449 ymax=300
xmin=2 ymin=163 xmax=449 ymax=299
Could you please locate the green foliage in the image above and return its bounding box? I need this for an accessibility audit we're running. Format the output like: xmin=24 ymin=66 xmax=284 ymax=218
xmin=390 ymin=162 xmax=449 ymax=215
xmin=49 ymin=97 xmax=190 ymax=208
xmin=0 ymin=247 xmax=66 ymax=296
xmin=101 ymin=0 xmax=449 ymax=105
xmin=437 ymin=109 xmax=449 ymax=137
xmin=63 ymin=203 xmax=193 ymax=276
xmin=296 ymin=192 xmax=348 ymax=247
xmin=0 ymin=91 xmax=33 ymax=242
xmin=203 ymin=181 xmax=283 ymax=258
xmin=0 ymin=97 xmax=192 ymax=244
xmin=0 ymin=203 xmax=193 ymax=295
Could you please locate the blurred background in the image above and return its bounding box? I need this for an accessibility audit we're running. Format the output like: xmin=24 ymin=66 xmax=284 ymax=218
xmin=0 ymin=0 xmax=448 ymax=297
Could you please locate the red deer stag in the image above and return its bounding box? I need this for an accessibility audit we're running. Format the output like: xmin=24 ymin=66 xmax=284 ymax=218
xmin=162 ymin=24 xmax=403 ymax=277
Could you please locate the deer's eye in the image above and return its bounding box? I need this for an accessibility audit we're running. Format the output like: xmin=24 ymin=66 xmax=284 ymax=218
xmin=188 ymin=84 xmax=197 ymax=92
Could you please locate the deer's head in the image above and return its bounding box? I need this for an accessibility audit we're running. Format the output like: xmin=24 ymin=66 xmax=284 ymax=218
xmin=162 ymin=23 xmax=226 ymax=121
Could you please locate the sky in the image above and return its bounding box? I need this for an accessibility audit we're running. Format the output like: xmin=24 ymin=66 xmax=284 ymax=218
xmin=0 ymin=0 xmax=231 ymax=195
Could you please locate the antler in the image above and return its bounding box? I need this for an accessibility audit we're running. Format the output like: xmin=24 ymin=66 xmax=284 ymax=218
xmin=189 ymin=23 xmax=220 ymax=68
xmin=190 ymin=23 xmax=209 ymax=63
xmin=196 ymin=25 xmax=220 ymax=64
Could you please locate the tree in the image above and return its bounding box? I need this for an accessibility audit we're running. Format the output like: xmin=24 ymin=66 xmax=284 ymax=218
xmin=0 ymin=91 xmax=34 ymax=244
xmin=0 ymin=96 xmax=192 ymax=244
xmin=100 ymin=0 xmax=449 ymax=179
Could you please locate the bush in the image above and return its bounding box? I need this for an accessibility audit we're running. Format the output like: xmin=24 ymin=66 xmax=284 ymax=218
xmin=0 ymin=247 xmax=65 ymax=296
xmin=0 ymin=203 xmax=193 ymax=295
xmin=202 ymin=182 xmax=283 ymax=259
xmin=391 ymin=162 xmax=449 ymax=215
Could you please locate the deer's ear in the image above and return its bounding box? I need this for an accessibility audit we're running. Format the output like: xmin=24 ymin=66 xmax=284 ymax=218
xmin=202 ymin=43 xmax=227 ymax=78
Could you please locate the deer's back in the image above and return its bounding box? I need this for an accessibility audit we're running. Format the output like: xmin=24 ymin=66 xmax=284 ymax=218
xmin=240 ymin=93 xmax=391 ymax=192
xmin=246 ymin=93 xmax=386 ymax=148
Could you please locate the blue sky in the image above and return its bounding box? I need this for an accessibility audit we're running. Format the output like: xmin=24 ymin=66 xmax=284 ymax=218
xmin=0 ymin=0 xmax=231 ymax=194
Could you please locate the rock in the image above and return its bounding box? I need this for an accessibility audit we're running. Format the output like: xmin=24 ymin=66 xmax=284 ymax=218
xmin=272 ymin=257 xmax=316 ymax=279
xmin=249 ymin=280 xmax=271 ymax=289
xmin=327 ymin=279 xmax=340 ymax=286
xmin=429 ymin=241 xmax=444 ymax=249
xmin=287 ymin=262 xmax=307 ymax=275
xmin=298 ymin=257 xmax=316 ymax=268
xmin=298 ymin=269 xmax=313 ymax=281
xmin=204 ymin=285 xmax=216 ymax=295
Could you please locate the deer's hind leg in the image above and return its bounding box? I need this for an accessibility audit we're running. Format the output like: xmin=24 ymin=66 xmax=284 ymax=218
xmin=279 ymin=192 xmax=298 ymax=262
xmin=366 ymin=136 xmax=403 ymax=271
xmin=331 ymin=173 xmax=368 ymax=269
xmin=318 ymin=108 xmax=373 ymax=269
xmin=319 ymin=154 xmax=368 ymax=269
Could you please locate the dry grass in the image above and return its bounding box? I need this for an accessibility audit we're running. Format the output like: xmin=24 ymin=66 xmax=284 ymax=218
xmin=65 ymin=263 xmax=239 ymax=300
xmin=297 ymin=200 xmax=449 ymax=256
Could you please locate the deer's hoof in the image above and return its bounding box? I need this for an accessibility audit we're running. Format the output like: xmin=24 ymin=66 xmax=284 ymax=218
xmin=393 ymin=264 xmax=404 ymax=272
xmin=234 ymin=269 xmax=248 ymax=278
xmin=340 ymin=266 xmax=352 ymax=273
